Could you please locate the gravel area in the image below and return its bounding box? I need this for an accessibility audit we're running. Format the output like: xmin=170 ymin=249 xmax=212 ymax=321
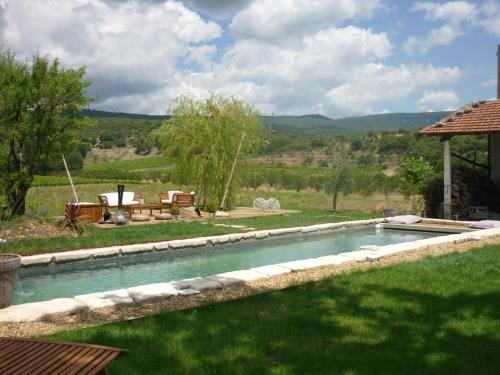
xmin=1 ymin=235 xmax=498 ymax=338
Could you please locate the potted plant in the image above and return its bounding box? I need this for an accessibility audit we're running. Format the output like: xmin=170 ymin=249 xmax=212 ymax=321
xmin=205 ymin=200 xmax=218 ymax=218
xmin=0 ymin=246 xmax=21 ymax=308
xmin=170 ymin=204 xmax=180 ymax=221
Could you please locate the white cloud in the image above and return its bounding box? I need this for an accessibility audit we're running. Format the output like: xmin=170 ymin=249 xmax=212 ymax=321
xmin=93 ymin=25 xmax=461 ymax=117
xmin=476 ymin=0 xmax=500 ymax=36
xmin=230 ymin=0 xmax=380 ymax=41
xmin=405 ymin=1 xmax=476 ymax=53
xmin=0 ymin=0 xmax=469 ymax=117
xmin=417 ymin=90 xmax=460 ymax=111
xmin=327 ymin=65 xmax=461 ymax=114
xmin=0 ymin=0 xmax=221 ymax=101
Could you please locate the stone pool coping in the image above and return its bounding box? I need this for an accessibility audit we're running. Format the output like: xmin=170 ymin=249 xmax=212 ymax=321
xmin=1 ymin=217 xmax=484 ymax=323
xmin=20 ymin=218 xmax=390 ymax=267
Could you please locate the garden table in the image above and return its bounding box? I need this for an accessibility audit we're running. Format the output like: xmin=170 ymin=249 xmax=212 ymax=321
xmin=0 ymin=337 xmax=128 ymax=374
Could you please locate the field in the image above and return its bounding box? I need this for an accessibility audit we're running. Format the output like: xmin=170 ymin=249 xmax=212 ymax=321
xmin=47 ymin=244 xmax=500 ymax=374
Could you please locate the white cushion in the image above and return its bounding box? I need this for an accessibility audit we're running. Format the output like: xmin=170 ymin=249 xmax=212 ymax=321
xmin=161 ymin=199 xmax=173 ymax=204
xmin=168 ymin=190 xmax=183 ymax=198
xmin=101 ymin=192 xmax=137 ymax=206
xmin=386 ymin=215 xmax=422 ymax=224
xmin=469 ymin=220 xmax=500 ymax=229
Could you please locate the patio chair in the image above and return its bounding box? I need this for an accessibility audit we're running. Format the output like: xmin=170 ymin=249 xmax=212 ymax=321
xmin=159 ymin=191 xmax=196 ymax=209
xmin=0 ymin=337 xmax=128 ymax=374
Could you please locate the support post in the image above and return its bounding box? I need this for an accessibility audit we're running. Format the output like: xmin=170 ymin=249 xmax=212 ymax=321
xmin=443 ymin=138 xmax=452 ymax=219
xmin=62 ymin=155 xmax=79 ymax=203
xmin=220 ymin=132 xmax=245 ymax=210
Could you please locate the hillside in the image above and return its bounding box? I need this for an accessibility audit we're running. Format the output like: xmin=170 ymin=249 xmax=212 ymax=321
xmin=83 ymin=109 xmax=450 ymax=134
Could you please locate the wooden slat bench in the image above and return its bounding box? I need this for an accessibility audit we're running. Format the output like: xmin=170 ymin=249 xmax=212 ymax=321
xmin=0 ymin=337 xmax=128 ymax=374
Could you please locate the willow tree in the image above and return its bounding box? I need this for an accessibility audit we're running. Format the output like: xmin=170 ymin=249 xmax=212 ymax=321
xmin=155 ymin=95 xmax=263 ymax=209
xmin=0 ymin=52 xmax=93 ymax=216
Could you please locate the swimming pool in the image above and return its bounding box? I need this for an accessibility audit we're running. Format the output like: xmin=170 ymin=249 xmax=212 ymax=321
xmin=14 ymin=226 xmax=441 ymax=304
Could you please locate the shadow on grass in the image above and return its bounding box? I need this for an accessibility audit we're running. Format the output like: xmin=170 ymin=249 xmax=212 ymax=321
xmin=51 ymin=250 xmax=500 ymax=375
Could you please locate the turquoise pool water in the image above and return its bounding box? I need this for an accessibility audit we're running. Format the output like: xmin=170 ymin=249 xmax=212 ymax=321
xmin=14 ymin=227 xmax=441 ymax=304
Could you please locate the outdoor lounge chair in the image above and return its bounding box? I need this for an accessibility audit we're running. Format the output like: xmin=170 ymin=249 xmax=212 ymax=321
xmin=159 ymin=191 xmax=195 ymax=208
xmin=0 ymin=337 xmax=128 ymax=374
xmin=98 ymin=192 xmax=142 ymax=212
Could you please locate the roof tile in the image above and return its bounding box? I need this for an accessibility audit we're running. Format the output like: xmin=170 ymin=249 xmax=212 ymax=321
xmin=419 ymin=99 xmax=500 ymax=135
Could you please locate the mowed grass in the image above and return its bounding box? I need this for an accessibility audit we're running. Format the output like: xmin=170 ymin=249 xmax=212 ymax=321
xmin=3 ymin=209 xmax=374 ymax=255
xmin=48 ymin=245 xmax=500 ymax=374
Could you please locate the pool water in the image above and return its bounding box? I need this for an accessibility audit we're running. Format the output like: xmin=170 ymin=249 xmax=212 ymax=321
xmin=14 ymin=227 xmax=441 ymax=304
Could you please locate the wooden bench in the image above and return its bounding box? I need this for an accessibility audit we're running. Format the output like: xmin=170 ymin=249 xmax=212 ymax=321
xmin=0 ymin=337 xmax=128 ymax=374
xmin=159 ymin=192 xmax=195 ymax=208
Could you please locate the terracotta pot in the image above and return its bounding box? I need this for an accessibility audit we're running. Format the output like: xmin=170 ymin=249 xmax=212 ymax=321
xmin=0 ymin=254 xmax=21 ymax=309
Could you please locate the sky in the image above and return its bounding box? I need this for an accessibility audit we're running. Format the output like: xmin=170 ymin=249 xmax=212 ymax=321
xmin=0 ymin=0 xmax=499 ymax=118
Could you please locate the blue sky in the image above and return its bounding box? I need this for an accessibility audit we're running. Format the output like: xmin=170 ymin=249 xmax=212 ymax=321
xmin=0 ymin=0 xmax=499 ymax=117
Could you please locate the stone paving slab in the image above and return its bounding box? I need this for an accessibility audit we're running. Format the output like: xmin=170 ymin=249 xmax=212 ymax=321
xmin=168 ymin=238 xmax=208 ymax=249
xmin=127 ymin=283 xmax=179 ymax=303
xmin=335 ymin=250 xmax=372 ymax=262
xmin=21 ymin=254 xmax=54 ymax=267
xmin=207 ymin=270 xmax=269 ymax=286
xmin=88 ymin=246 xmax=122 ymax=259
xmin=250 ymin=264 xmax=292 ymax=277
xmin=0 ymin=298 xmax=83 ymax=322
xmin=316 ymin=255 xmax=357 ymax=266
xmin=54 ymin=251 xmax=91 ymax=263
xmin=209 ymin=235 xmax=230 ymax=245
xmin=268 ymin=227 xmax=302 ymax=236
xmin=278 ymin=258 xmax=329 ymax=271
xmin=120 ymin=243 xmax=154 ymax=255
xmin=169 ymin=277 xmax=222 ymax=291
xmin=74 ymin=289 xmax=134 ymax=310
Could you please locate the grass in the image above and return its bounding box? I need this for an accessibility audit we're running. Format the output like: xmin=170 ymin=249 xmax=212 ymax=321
xmin=47 ymin=245 xmax=500 ymax=374
xmin=2 ymin=209 xmax=375 ymax=255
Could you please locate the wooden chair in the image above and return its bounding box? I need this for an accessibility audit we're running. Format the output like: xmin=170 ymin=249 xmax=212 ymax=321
xmin=159 ymin=192 xmax=195 ymax=209
xmin=0 ymin=337 xmax=128 ymax=374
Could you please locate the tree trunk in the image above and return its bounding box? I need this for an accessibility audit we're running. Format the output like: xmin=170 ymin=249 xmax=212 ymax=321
xmin=332 ymin=191 xmax=338 ymax=213
xmin=7 ymin=182 xmax=30 ymax=217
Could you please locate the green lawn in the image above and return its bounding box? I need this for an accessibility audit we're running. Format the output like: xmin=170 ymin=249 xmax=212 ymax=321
xmin=48 ymin=245 xmax=500 ymax=374
xmin=3 ymin=209 xmax=375 ymax=255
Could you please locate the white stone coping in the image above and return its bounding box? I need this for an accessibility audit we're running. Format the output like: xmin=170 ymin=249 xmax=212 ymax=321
xmin=3 ymin=219 xmax=493 ymax=323
xmin=20 ymin=218 xmax=386 ymax=268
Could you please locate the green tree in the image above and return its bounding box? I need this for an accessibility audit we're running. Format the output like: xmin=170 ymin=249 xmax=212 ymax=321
xmin=377 ymin=174 xmax=400 ymax=200
xmin=0 ymin=52 xmax=92 ymax=216
xmin=400 ymin=157 xmax=435 ymax=214
xmin=351 ymin=167 xmax=380 ymax=197
xmin=323 ymin=164 xmax=352 ymax=212
xmin=154 ymin=94 xmax=263 ymax=209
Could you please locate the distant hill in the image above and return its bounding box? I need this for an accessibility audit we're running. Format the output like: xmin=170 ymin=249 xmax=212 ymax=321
xmin=83 ymin=108 xmax=450 ymax=134
xmin=333 ymin=112 xmax=451 ymax=133
xmin=83 ymin=109 xmax=170 ymax=121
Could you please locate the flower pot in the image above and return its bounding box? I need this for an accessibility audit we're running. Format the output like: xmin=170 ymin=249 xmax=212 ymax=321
xmin=208 ymin=212 xmax=215 ymax=218
xmin=0 ymin=254 xmax=21 ymax=309
xmin=173 ymin=215 xmax=180 ymax=222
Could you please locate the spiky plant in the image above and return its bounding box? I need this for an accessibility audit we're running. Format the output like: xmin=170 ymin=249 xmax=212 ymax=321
xmin=58 ymin=203 xmax=84 ymax=235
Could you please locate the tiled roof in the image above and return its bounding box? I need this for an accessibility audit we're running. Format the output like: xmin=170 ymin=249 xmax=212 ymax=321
xmin=418 ymin=99 xmax=500 ymax=136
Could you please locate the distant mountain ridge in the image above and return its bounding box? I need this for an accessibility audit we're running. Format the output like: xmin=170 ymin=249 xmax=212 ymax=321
xmin=83 ymin=109 xmax=450 ymax=134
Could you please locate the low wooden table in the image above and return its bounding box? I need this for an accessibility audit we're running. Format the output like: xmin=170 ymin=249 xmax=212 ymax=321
xmin=0 ymin=337 xmax=128 ymax=374
xmin=130 ymin=203 xmax=162 ymax=215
